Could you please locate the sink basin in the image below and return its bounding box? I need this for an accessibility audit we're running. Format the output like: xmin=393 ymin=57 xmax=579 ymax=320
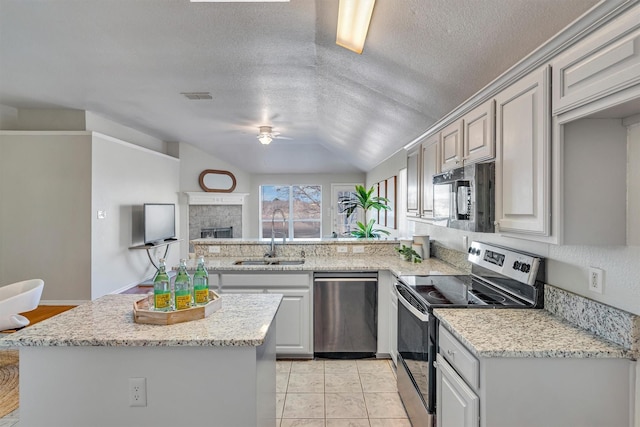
xmin=233 ymin=259 xmax=305 ymax=266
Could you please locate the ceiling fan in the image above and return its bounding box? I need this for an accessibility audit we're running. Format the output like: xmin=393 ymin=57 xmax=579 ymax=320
xmin=257 ymin=125 xmax=292 ymax=145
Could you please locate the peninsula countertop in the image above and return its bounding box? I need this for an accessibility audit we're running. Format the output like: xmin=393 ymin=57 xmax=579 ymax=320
xmin=434 ymin=308 xmax=633 ymax=359
xmin=0 ymin=293 xmax=282 ymax=348
xmin=187 ymin=255 xmax=465 ymax=276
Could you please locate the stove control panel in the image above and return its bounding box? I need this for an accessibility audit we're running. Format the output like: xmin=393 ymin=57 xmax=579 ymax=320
xmin=467 ymin=241 xmax=541 ymax=286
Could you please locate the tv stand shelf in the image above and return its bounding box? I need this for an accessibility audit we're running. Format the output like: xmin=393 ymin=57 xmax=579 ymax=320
xmin=129 ymin=239 xmax=182 ymax=270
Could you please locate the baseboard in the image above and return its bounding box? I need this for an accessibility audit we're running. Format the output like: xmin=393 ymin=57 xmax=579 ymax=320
xmin=39 ymin=300 xmax=88 ymax=306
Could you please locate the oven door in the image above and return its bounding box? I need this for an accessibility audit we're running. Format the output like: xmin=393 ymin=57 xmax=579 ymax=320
xmin=395 ymin=282 xmax=434 ymax=426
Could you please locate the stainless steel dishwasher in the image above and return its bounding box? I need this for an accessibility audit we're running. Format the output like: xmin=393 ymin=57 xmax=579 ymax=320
xmin=313 ymin=271 xmax=378 ymax=359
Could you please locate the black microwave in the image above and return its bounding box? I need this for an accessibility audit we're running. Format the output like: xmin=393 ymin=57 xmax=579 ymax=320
xmin=432 ymin=162 xmax=495 ymax=232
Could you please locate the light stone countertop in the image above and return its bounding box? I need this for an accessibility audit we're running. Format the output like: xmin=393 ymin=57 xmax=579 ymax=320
xmin=0 ymin=293 xmax=282 ymax=348
xmin=189 ymin=256 xmax=465 ymax=276
xmin=434 ymin=308 xmax=634 ymax=359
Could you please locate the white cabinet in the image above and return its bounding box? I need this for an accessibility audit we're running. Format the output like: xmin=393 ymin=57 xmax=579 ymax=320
xmin=552 ymin=4 xmax=640 ymax=115
xmin=220 ymin=273 xmax=312 ymax=357
xmin=440 ymin=120 xmax=464 ymax=171
xmin=406 ymin=146 xmax=421 ymax=216
xmin=462 ymin=100 xmax=495 ymax=165
xmin=436 ymin=354 xmax=479 ymax=427
xmin=494 ymin=66 xmax=551 ymax=238
xmin=436 ymin=324 xmax=634 ymax=427
xmin=439 ymin=100 xmax=496 ymax=172
xmin=388 ymin=282 xmax=398 ymax=366
xmin=421 ymin=134 xmax=440 ymax=218
xmin=406 ymin=134 xmax=441 ymax=220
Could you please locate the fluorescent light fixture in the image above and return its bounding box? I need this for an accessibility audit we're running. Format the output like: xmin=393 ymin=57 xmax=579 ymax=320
xmin=191 ymin=1 xmax=289 ymax=2
xmin=336 ymin=0 xmax=376 ymax=54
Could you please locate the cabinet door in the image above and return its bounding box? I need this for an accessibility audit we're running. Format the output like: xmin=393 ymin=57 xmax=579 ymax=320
xmin=494 ymin=66 xmax=550 ymax=237
xmin=389 ymin=286 xmax=398 ymax=366
xmin=440 ymin=120 xmax=464 ymax=171
xmin=421 ymin=134 xmax=440 ymax=218
xmin=552 ymin=6 xmax=640 ymax=115
xmin=436 ymin=354 xmax=479 ymax=427
xmin=406 ymin=147 xmax=421 ymax=216
xmin=269 ymin=288 xmax=311 ymax=356
xmin=462 ymin=100 xmax=495 ymax=164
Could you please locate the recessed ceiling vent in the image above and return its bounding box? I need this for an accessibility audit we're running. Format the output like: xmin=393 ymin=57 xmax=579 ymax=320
xmin=181 ymin=92 xmax=212 ymax=100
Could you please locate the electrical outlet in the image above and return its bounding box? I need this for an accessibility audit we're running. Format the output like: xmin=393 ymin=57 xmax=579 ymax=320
xmin=352 ymin=246 xmax=365 ymax=254
xmin=208 ymin=246 xmax=221 ymax=253
xmin=588 ymin=267 xmax=604 ymax=294
xmin=129 ymin=377 xmax=147 ymax=407
xmin=97 ymin=210 xmax=107 ymax=220
xmin=336 ymin=246 xmax=348 ymax=253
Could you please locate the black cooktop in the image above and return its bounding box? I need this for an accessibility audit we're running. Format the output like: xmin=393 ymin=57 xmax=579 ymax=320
xmin=398 ymin=274 xmax=529 ymax=308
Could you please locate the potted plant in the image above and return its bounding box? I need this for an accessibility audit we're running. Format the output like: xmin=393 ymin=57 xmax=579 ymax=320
xmin=395 ymin=244 xmax=423 ymax=263
xmin=339 ymin=184 xmax=391 ymax=238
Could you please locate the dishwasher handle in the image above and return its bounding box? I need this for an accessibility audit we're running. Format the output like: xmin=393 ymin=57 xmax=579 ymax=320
xmin=314 ymin=277 xmax=378 ymax=283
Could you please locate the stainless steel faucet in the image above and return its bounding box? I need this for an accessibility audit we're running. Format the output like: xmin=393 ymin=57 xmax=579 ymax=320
xmin=266 ymin=208 xmax=286 ymax=258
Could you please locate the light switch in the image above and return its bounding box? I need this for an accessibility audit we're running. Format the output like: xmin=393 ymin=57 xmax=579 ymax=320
xmin=97 ymin=210 xmax=107 ymax=220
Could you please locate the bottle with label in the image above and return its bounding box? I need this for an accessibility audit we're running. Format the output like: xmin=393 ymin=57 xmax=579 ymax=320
xmin=174 ymin=259 xmax=192 ymax=310
xmin=153 ymin=258 xmax=171 ymax=312
xmin=192 ymin=256 xmax=209 ymax=305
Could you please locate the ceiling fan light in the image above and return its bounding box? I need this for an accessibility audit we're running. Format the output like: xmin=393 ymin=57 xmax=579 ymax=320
xmin=336 ymin=0 xmax=375 ymax=54
xmin=258 ymin=133 xmax=273 ymax=145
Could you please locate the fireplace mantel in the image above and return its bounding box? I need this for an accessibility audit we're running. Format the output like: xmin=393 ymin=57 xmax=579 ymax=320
xmin=185 ymin=192 xmax=248 ymax=205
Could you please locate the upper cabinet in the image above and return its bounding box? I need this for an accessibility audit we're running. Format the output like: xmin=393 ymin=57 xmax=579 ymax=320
xmin=406 ymin=146 xmax=421 ymax=217
xmin=440 ymin=100 xmax=496 ymax=172
xmin=440 ymin=121 xmax=464 ymax=171
xmin=421 ymin=134 xmax=440 ymax=218
xmin=494 ymin=66 xmax=551 ymax=238
xmin=405 ymin=133 xmax=441 ymax=220
xmin=462 ymin=101 xmax=495 ymax=164
xmin=552 ymin=5 xmax=640 ymax=115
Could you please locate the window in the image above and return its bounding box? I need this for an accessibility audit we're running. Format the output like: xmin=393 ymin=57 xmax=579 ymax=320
xmin=260 ymin=185 xmax=322 ymax=239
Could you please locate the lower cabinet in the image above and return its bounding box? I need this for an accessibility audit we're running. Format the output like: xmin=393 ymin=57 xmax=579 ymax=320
xmin=436 ymin=324 xmax=634 ymax=427
xmin=220 ymin=273 xmax=312 ymax=357
xmin=388 ymin=279 xmax=398 ymax=366
xmin=436 ymin=354 xmax=479 ymax=427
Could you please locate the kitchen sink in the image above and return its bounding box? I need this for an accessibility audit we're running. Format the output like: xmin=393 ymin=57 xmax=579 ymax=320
xmin=233 ymin=259 xmax=305 ymax=266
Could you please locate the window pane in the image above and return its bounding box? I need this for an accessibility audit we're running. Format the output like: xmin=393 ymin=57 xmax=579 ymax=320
xmin=262 ymin=221 xmax=288 ymax=239
xmin=261 ymin=185 xmax=290 ymax=220
xmin=293 ymin=221 xmax=321 ymax=239
xmin=292 ymin=185 xmax=321 ymax=220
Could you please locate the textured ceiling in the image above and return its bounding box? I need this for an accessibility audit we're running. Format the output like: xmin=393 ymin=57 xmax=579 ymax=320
xmin=0 ymin=0 xmax=599 ymax=174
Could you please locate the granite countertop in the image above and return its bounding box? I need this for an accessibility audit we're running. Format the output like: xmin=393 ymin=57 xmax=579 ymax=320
xmin=0 ymin=293 xmax=282 ymax=348
xmin=189 ymin=256 xmax=464 ymax=276
xmin=434 ymin=308 xmax=633 ymax=359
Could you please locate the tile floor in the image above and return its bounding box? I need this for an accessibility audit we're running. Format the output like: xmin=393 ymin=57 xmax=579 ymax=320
xmin=0 ymin=359 xmax=409 ymax=427
xmin=276 ymin=359 xmax=410 ymax=427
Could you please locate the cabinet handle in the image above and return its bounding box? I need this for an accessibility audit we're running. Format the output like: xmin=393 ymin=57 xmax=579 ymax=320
xmin=447 ymin=349 xmax=456 ymax=358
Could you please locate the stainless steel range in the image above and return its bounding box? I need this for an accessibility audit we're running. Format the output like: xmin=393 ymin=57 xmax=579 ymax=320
xmin=395 ymin=241 xmax=545 ymax=427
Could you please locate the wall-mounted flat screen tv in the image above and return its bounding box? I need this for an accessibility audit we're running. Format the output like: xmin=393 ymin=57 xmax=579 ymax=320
xmin=144 ymin=203 xmax=176 ymax=245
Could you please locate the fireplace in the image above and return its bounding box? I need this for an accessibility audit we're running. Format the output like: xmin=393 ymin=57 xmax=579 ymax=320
xmin=200 ymin=227 xmax=233 ymax=238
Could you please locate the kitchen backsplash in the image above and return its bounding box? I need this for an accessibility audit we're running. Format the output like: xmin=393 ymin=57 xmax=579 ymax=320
xmin=545 ymin=284 xmax=640 ymax=357
xmin=192 ymin=239 xmax=399 ymax=259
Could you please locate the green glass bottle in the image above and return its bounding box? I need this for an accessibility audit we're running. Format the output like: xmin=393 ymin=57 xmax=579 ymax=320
xmin=174 ymin=258 xmax=192 ymax=310
xmin=192 ymin=256 xmax=209 ymax=305
xmin=153 ymin=258 xmax=171 ymax=312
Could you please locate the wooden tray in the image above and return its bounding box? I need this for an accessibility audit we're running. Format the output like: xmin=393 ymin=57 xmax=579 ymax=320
xmin=133 ymin=290 xmax=222 ymax=325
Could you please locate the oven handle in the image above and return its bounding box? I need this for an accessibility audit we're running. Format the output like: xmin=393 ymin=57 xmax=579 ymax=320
xmin=395 ymin=284 xmax=430 ymax=322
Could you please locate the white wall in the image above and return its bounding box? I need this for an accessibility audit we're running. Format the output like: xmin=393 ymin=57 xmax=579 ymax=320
xmin=248 ymin=172 xmax=366 ymax=238
xmin=91 ymin=134 xmax=180 ymax=298
xmin=0 ymin=132 xmax=93 ymax=302
xmin=365 ymin=150 xmax=407 ymax=239
xmin=176 ymin=142 xmax=252 ymax=256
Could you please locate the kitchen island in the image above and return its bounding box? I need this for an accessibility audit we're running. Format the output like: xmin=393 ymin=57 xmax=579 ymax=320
xmin=0 ymin=293 xmax=282 ymax=427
